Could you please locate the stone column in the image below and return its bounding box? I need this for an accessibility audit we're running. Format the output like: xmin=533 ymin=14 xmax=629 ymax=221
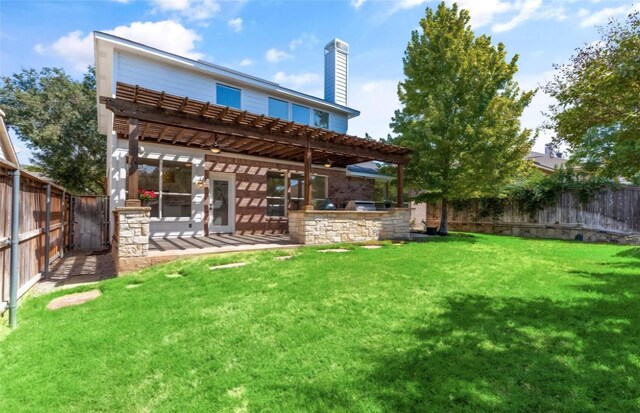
xmin=112 ymin=207 xmax=150 ymax=275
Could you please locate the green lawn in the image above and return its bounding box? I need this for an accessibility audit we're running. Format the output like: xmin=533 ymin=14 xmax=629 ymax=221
xmin=1 ymin=234 xmax=639 ymax=412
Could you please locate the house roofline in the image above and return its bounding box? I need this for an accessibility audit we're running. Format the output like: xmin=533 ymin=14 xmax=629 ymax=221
xmin=93 ymin=31 xmax=361 ymax=118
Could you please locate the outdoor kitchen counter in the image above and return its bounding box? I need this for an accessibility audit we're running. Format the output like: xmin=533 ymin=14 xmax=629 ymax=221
xmin=288 ymin=209 xmax=411 ymax=245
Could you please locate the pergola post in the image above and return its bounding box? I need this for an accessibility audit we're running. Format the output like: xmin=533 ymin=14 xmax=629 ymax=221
xmin=125 ymin=118 xmax=141 ymax=207
xmin=396 ymin=163 xmax=404 ymax=208
xmin=303 ymin=144 xmax=313 ymax=210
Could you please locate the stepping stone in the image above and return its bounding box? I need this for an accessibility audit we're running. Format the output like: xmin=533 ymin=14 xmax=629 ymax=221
xmin=362 ymin=245 xmax=382 ymax=249
xmin=210 ymin=262 xmax=247 ymax=270
xmin=165 ymin=273 xmax=183 ymax=278
xmin=275 ymin=256 xmax=293 ymax=261
xmin=47 ymin=289 xmax=101 ymax=310
xmin=318 ymin=249 xmax=350 ymax=253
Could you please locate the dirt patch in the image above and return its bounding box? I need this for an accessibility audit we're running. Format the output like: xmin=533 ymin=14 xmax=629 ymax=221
xmin=47 ymin=289 xmax=102 ymax=310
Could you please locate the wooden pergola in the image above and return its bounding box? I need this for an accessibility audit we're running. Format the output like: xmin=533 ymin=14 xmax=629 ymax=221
xmin=100 ymin=83 xmax=411 ymax=209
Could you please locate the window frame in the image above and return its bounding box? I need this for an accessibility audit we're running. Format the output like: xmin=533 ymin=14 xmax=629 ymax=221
xmin=313 ymin=109 xmax=330 ymax=129
xmin=216 ymin=83 xmax=242 ymax=109
xmin=289 ymin=172 xmax=328 ymax=210
xmin=266 ymin=170 xmax=287 ymax=218
xmin=268 ymin=97 xmax=289 ymax=120
xmin=292 ymin=103 xmax=311 ymax=125
xmin=135 ymin=159 xmax=193 ymax=221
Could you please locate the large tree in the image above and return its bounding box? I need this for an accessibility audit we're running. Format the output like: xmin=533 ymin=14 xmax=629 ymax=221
xmin=391 ymin=2 xmax=534 ymax=234
xmin=545 ymin=11 xmax=639 ymax=184
xmin=0 ymin=67 xmax=106 ymax=194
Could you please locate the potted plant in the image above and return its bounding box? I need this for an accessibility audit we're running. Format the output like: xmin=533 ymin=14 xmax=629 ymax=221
xmin=138 ymin=189 xmax=158 ymax=207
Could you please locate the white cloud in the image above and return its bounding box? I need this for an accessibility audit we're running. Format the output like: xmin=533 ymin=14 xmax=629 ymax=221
xmin=515 ymin=70 xmax=556 ymax=152
xmin=492 ymin=0 xmax=541 ymax=33
xmin=351 ymin=0 xmax=367 ymax=9
xmin=348 ymin=80 xmax=399 ymax=140
xmin=239 ymin=58 xmax=255 ymax=67
xmin=228 ymin=17 xmax=243 ymax=32
xmin=383 ymin=0 xmax=566 ymax=32
xmin=273 ymin=71 xmax=320 ymax=91
xmin=265 ymin=48 xmax=292 ymax=63
xmin=289 ymin=33 xmax=319 ymax=51
xmin=149 ymin=0 xmax=221 ymax=21
xmin=579 ymin=4 xmax=640 ymax=27
xmin=35 ymin=20 xmax=203 ymax=72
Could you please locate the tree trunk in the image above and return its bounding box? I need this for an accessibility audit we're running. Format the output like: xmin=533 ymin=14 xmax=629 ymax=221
xmin=439 ymin=198 xmax=449 ymax=235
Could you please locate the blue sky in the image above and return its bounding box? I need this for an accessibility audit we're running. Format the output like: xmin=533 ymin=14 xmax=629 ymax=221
xmin=1 ymin=0 xmax=638 ymax=164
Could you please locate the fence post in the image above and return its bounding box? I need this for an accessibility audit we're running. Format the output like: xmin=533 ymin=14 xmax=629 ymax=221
xmin=69 ymin=196 xmax=75 ymax=250
xmin=60 ymin=190 xmax=66 ymax=258
xmin=43 ymin=183 xmax=51 ymax=279
xmin=8 ymin=169 xmax=20 ymax=328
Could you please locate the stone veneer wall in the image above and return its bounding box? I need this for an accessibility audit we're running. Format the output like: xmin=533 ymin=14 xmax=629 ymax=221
xmin=205 ymin=155 xmax=376 ymax=234
xmin=450 ymin=222 xmax=640 ymax=245
xmin=112 ymin=207 xmax=151 ymax=274
xmin=288 ymin=209 xmax=411 ymax=245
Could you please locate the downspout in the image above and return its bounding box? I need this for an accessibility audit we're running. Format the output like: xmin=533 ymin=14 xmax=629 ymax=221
xmin=43 ymin=183 xmax=51 ymax=279
xmin=9 ymin=169 xmax=20 ymax=328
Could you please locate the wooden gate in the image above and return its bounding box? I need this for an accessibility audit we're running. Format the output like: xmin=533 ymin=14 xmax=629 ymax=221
xmin=70 ymin=195 xmax=110 ymax=251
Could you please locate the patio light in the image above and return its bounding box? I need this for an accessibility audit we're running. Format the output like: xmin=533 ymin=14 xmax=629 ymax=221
xmin=323 ymin=159 xmax=332 ymax=168
xmin=210 ymin=140 xmax=221 ymax=154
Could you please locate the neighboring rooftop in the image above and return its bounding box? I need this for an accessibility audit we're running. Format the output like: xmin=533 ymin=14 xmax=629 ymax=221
xmin=526 ymin=151 xmax=571 ymax=173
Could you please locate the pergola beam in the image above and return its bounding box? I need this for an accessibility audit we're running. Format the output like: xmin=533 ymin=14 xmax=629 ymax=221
xmin=102 ymin=97 xmax=410 ymax=164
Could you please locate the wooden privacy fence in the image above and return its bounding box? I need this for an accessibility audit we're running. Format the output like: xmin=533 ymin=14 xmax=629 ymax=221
xmin=0 ymin=163 xmax=109 ymax=312
xmin=421 ymin=187 xmax=640 ymax=243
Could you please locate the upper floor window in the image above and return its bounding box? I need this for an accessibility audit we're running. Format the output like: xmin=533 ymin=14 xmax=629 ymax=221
xmin=216 ymin=84 xmax=241 ymax=109
xmin=268 ymin=98 xmax=289 ymax=119
xmin=292 ymin=104 xmax=310 ymax=125
xmin=313 ymin=110 xmax=329 ymax=129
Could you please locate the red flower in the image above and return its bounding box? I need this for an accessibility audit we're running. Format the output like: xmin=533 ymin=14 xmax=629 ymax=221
xmin=138 ymin=189 xmax=158 ymax=201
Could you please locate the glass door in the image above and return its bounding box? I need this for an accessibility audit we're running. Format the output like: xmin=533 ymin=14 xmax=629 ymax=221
xmin=209 ymin=173 xmax=235 ymax=233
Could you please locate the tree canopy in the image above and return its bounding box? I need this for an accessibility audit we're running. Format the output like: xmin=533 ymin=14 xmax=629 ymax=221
xmin=545 ymin=11 xmax=639 ymax=184
xmin=391 ymin=2 xmax=534 ymax=233
xmin=0 ymin=67 xmax=106 ymax=194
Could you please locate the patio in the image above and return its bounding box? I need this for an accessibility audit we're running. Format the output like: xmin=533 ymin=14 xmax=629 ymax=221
xmin=148 ymin=233 xmax=298 ymax=256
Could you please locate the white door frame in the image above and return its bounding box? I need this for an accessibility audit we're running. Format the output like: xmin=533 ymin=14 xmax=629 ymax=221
xmin=208 ymin=172 xmax=236 ymax=234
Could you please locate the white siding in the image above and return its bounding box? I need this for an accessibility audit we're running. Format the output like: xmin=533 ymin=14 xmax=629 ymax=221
xmin=329 ymin=112 xmax=348 ymax=134
xmin=324 ymin=45 xmax=348 ymax=106
xmin=242 ymin=88 xmax=267 ymax=114
xmin=117 ymin=52 xmax=215 ymax=102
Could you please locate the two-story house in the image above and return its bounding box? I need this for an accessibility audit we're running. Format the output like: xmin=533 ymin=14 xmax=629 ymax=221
xmin=95 ymin=32 xmax=410 ymax=239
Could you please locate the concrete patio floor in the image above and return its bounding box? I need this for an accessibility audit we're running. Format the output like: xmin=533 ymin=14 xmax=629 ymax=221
xmin=148 ymin=234 xmax=300 ymax=258
xmin=31 ymin=249 xmax=116 ymax=296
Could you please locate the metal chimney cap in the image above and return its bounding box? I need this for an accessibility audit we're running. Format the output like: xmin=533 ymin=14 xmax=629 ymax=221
xmin=324 ymin=38 xmax=349 ymax=54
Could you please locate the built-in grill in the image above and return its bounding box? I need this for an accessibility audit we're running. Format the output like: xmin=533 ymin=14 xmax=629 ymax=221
xmin=344 ymin=200 xmax=377 ymax=211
